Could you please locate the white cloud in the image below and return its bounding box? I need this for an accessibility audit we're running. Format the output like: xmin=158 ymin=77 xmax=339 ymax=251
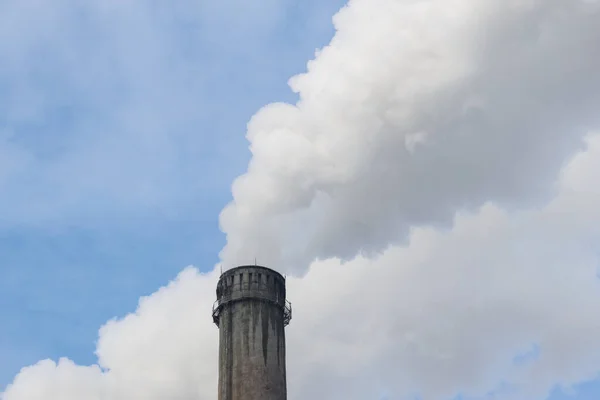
xmin=287 ymin=137 xmax=600 ymax=400
xmin=219 ymin=0 xmax=600 ymax=271
xmin=4 ymin=0 xmax=600 ymax=399
xmin=4 ymin=134 xmax=600 ymax=400
xmin=2 ymin=268 xmax=220 ymax=400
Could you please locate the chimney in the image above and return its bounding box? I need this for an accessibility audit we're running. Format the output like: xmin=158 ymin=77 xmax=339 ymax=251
xmin=213 ymin=265 xmax=292 ymax=400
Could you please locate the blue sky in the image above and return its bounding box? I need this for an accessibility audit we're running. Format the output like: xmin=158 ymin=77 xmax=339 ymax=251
xmin=0 ymin=0 xmax=345 ymax=388
xmin=2 ymin=1 xmax=600 ymax=399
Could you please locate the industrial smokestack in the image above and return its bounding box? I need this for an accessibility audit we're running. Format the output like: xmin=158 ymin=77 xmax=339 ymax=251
xmin=212 ymin=265 xmax=292 ymax=400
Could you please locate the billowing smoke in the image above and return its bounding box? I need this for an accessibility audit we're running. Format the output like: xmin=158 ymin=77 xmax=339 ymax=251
xmin=219 ymin=0 xmax=600 ymax=272
xmin=4 ymin=136 xmax=600 ymax=399
xmin=4 ymin=0 xmax=600 ymax=400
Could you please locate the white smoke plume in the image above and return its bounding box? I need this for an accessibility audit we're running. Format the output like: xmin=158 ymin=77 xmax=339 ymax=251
xmin=4 ymin=135 xmax=600 ymax=399
xmin=4 ymin=0 xmax=600 ymax=399
xmin=219 ymin=0 xmax=600 ymax=272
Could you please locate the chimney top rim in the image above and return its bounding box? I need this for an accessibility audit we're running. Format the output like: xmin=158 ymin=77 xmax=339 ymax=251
xmin=219 ymin=265 xmax=285 ymax=280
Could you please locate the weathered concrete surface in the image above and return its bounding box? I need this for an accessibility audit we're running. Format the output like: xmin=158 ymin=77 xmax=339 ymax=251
xmin=215 ymin=266 xmax=288 ymax=400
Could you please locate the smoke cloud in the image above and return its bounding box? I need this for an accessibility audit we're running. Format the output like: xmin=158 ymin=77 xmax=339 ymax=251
xmin=4 ymin=0 xmax=600 ymax=399
xmin=4 ymin=135 xmax=600 ymax=399
xmin=219 ymin=0 xmax=600 ymax=272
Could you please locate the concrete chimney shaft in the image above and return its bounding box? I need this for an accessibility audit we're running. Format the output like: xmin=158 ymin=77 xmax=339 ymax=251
xmin=212 ymin=265 xmax=291 ymax=400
